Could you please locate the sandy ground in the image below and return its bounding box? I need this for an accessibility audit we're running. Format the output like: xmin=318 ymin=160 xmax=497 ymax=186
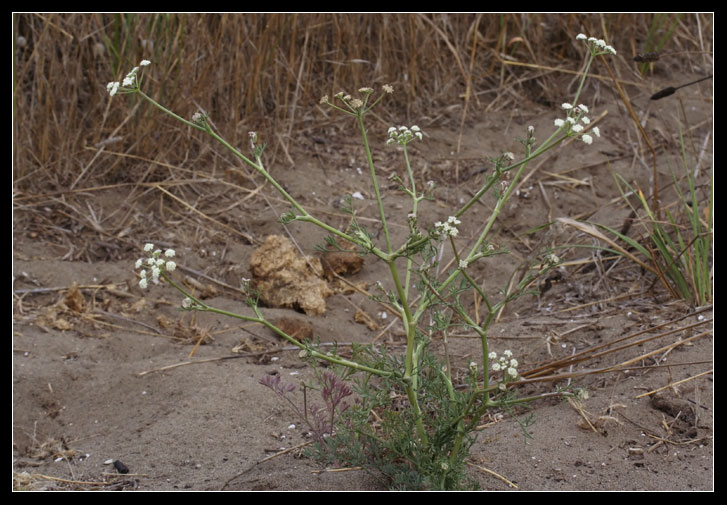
xmin=13 ymin=74 xmax=713 ymax=491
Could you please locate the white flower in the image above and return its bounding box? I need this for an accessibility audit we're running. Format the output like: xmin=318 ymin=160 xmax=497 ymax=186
xmin=507 ymin=367 xmax=518 ymax=378
xmin=139 ymin=278 xmax=148 ymax=289
xmin=165 ymin=261 xmax=176 ymax=272
xmin=106 ymin=81 xmax=120 ymax=96
xmin=139 ymin=269 xmax=146 ymax=278
xmin=144 ymin=243 xmax=154 ymax=252
xmin=135 ymin=258 xmax=143 ymax=269
xmin=592 ymin=126 xmax=601 ymax=137
xmin=140 ymin=59 xmax=151 ymax=66
xmin=572 ymin=124 xmax=583 ymax=133
xmin=488 ymin=352 xmax=497 ymax=360
xmin=579 ymin=34 xmax=617 ymax=56
xmin=509 ymin=359 xmax=518 ymax=368
xmin=503 ymin=350 xmax=513 ymax=358
xmin=554 ymin=118 xmax=565 ymax=128
xmin=577 ymin=104 xmax=589 ymax=113
xmin=387 ymin=124 xmax=423 ymax=145
xmin=581 ymin=134 xmax=593 ymax=145
xmin=182 ymin=297 xmax=192 ymax=309
xmin=434 ymin=218 xmax=461 ymax=238
xmin=382 ymin=84 xmax=394 ymax=94
xmin=164 ymin=249 xmax=175 ymax=258
xmin=122 ymin=75 xmax=134 ymax=87
xmin=492 ymin=363 xmax=501 ymax=372
xmin=459 ymin=259 xmax=468 ymax=269
xmin=580 ymin=116 xmax=591 ymax=125
xmin=562 ymin=103 xmax=573 ymax=110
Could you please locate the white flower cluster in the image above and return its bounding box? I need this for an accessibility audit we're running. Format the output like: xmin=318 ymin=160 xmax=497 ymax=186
xmin=488 ymin=350 xmax=519 ymax=380
xmin=320 ymin=84 xmax=392 ymax=109
xmin=134 ymin=243 xmax=176 ymax=289
xmin=321 ymin=91 xmax=365 ymax=110
xmin=434 ymin=216 xmax=461 ymax=238
xmin=545 ymin=253 xmax=560 ymax=265
xmin=554 ymin=103 xmax=600 ymax=145
xmin=106 ymin=59 xmax=151 ymax=96
xmin=386 ymin=125 xmax=423 ymax=146
xmin=576 ymin=33 xmax=616 ymax=56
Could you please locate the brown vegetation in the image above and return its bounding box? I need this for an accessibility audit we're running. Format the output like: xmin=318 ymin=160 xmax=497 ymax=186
xmin=13 ymin=13 xmax=712 ymax=490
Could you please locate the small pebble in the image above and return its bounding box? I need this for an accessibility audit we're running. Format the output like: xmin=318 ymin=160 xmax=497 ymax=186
xmin=113 ymin=460 xmax=129 ymax=474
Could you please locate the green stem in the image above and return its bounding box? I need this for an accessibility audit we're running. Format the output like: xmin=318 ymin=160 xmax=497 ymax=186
xmin=138 ymin=91 xmax=390 ymax=261
xmin=402 ymin=145 xmax=418 ymax=301
xmin=137 ymin=90 xmax=205 ymax=131
xmin=160 ymin=273 xmax=391 ymax=377
xmin=455 ymin=132 xmax=564 ymax=219
xmin=387 ymin=259 xmax=429 ymax=446
xmin=357 ymin=114 xmax=393 ymax=254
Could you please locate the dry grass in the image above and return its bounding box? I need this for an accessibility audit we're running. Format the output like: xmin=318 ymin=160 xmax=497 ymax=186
xmin=12 ymin=17 xmax=713 ymax=488
xmin=12 ymin=13 xmax=712 ymax=287
xmin=13 ymin=13 xmax=712 ymax=190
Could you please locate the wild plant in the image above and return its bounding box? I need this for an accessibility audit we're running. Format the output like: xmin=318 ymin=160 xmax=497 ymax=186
xmin=594 ymin=129 xmax=712 ymax=305
xmin=118 ymin=35 xmax=615 ymax=489
xmin=259 ymin=371 xmax=353 ymax=448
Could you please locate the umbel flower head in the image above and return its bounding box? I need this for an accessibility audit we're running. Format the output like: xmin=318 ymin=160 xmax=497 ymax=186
xmin=134 ymin=242 xmax=176 ymax=289
xmin=106 ymin=59 xmax=151 ymax=96
xmin=488 ymin=350 xmax=519 ymax=381
xmin=320 ymin=84 xmax=393 ymax=116
xmin=576 ymin=33 xmax=617 ymax=56
xmin=553 ymin=102 xmax=601 ymax=145
xmin=387 ymin=125 xmax=423 ymax=146
xmin=433 ymin=216 xmax=461 ymax=239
